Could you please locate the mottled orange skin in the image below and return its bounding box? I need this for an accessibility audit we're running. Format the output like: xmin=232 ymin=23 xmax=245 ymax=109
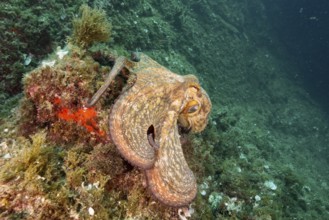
xmin=107 ymin=54 xmax=212 ymax=207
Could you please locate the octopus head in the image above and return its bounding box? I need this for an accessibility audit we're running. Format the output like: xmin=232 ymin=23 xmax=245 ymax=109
xmin=178 ymin=84 xmax=212 ymax=133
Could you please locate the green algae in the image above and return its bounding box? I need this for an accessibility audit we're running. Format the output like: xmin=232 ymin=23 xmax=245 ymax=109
xmin=69 ymin=5 xmax=112 ymax=49
xmin=0 ymin=131 xmax=63 ymax=187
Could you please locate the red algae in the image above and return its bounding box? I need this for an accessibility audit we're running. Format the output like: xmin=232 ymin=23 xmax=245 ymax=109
xmin=55 ymin=97 xmax=105 ymax=137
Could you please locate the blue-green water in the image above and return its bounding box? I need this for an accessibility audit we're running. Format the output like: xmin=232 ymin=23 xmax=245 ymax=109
xmin=264 ymin=0 xmax=329 ymax=111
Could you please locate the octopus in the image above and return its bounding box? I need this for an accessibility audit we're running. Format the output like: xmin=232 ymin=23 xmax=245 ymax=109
xmin=88 ymin=53 xmax=212 ymax=207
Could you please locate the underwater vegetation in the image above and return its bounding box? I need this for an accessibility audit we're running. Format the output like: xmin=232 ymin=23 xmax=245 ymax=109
xmin=69 ymin=5 xmax=112 ymax=49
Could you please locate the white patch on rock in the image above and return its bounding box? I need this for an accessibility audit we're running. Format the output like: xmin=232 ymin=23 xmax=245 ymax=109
xmin=88 ymin=207 xmax=95 ymax=216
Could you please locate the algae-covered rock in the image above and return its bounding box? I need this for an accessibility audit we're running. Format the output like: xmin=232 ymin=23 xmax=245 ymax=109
xmin=20 ymin=47 xmax=111 ymax=145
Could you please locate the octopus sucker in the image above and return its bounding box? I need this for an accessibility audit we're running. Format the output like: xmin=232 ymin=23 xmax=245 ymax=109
xmin=89 ymin=53 xmax=212 ymax=206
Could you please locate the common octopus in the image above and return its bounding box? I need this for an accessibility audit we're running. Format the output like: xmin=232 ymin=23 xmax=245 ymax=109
xmin=88 ymin=53 xmax=211 ymax=207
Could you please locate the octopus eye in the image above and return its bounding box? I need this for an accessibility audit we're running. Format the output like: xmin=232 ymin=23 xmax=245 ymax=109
xmin=183 ymin=100 xmax=200 ymax=115
xmin=187 ymin=104 xmax=199 ymax=113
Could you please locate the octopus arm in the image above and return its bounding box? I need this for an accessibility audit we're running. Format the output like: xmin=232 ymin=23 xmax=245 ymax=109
xmin=109 ymin=84 xmax=171 ymax=169
xmin=145 ymin=110 xmax=197 ymax=207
